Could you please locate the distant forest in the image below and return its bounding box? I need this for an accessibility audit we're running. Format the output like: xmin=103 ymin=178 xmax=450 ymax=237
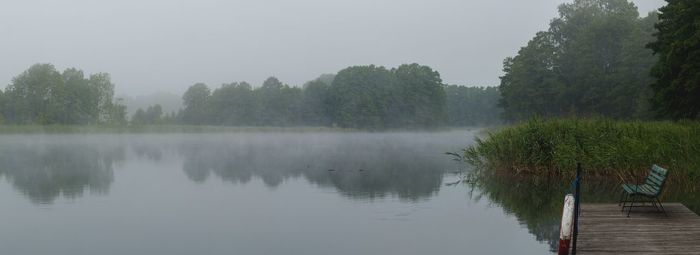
xmin=141 ymin=64 xmax=501 ymax=128
xmin=0 ymin=63 xmax=501 ymax=128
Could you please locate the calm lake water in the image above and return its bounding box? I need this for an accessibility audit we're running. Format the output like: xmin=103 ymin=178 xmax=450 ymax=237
xmin=0 ymin=131 xmax=557 ymax=254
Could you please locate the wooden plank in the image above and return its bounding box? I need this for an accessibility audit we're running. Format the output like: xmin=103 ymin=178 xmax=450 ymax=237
xmin=577 ymin=203 xmax=700 ymax=254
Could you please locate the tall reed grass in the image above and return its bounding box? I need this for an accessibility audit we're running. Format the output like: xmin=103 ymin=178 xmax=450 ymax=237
xmin=464 ymin=118 xmax=700 ymax=180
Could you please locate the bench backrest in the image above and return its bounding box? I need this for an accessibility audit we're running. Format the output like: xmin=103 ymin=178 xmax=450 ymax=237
xmin=643 ymin=164 xmax=669 ymax=197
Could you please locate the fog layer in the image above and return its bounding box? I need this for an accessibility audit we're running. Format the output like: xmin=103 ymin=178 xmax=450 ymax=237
xmin=0 ymin=0 xmax=664 ymax=96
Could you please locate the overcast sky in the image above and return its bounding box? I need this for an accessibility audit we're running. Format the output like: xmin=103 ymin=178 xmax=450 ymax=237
xmin=0 ymin=0 xmax=665 ymax=96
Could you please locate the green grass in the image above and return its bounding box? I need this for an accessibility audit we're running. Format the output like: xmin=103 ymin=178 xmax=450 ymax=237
xmin=464 ymin=118 xmax=700 ymax=180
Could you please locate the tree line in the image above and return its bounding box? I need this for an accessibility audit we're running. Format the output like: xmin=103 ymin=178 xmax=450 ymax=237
xmin=0 ymin=63 xmax=502 ymax=128
xmin=499 ymin=0 xmax=700 ymax=121
xmin=136 ymin=64 xmax=502 ymax=128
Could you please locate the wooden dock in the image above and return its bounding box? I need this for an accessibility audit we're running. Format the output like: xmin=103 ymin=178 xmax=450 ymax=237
xmin=577 ymin=203 xmax=700 ymax=254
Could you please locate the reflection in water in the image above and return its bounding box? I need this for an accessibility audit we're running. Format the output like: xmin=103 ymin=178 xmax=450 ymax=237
xmin=468 ymin=175 xmax=566 ymax=252
xmin=0 ymin=136 xmax=124 ymax=204
xmin=176 ymin=133 xmax=459 ymax=201
xmin=0 ymin=133 xmax=465 ymax=203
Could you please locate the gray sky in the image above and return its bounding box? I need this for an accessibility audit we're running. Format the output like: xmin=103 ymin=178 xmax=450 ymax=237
xmin=0 ymin=0 xmax=665 ymax=96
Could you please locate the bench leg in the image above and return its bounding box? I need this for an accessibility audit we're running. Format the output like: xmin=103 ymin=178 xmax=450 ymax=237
xmin=621 ymin=193 xmax=628 ymax=212
xmin=627 ymin=195 xmax=636 ymax=217
xmin=655 ymin=197 xmax=667 ymax=217
xmin=618 ymin=190 xmax=625 ymax=206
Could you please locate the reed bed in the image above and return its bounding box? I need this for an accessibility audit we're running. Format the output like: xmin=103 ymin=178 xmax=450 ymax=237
xmin=464 ymin=118 xmax=700 ymax=181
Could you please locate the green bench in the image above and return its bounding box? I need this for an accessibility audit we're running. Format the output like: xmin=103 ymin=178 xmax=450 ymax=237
xmin=619 ymin=165 xmax=669 ymax=217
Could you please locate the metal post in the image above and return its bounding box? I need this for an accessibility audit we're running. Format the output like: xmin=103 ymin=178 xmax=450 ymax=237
xmin=571 ymin=163 xmax=581 ymax=255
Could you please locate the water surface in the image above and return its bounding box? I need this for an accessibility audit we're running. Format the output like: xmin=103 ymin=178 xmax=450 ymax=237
xmin=0 ymin=131 xmax=553 ymax=254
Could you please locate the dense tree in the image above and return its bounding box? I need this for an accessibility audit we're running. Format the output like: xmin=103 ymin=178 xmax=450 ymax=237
xmin=60 ymin=68 xmax=98 ymax=124
xmin=300 ymin=75 xmax=333 ymax=126
xmin=499 ymin=0 xmax=658 ymax=121
xmin=256 ymin=77 xmax=303 ymax=126
xmin=131 ymin=108 xmax=147 ymax=125
xmin=108 ymin=98 xmax=128 ymax=125
xmin=179 ymin=78 xmax=304 ymax=126
xmin=445 ymin=85 xmax=502 ymax=126
xmin=145 ymin=104 xmax=163 ymax=124
xmin=314 ymin=74 xmax=336 ymax=87
xmin=90 ymin=73 xmax=117 ymax=123
xmin=648 ymin=0 xmax=700 ymax=119
xmin=326 ymin=64 xmax=448 ymax=128
xmin=1 ymin=64 xmax=125 ymax=125
xmin=327 ymin=65 xmax=399 ymax=129
xmin=4 ymin=64 xmax=63 ymax=124
xmin=181 ymin=83 xmax=211 ymax=125
xmin=209 ymin=82 xmax=258 ymax=125
xmin=131 ymin=104 xmax=163 ymax=125
xmin=392 ymin=64 xmax=447 ymax=127
xmin=499 ymin=32 xmax=562 ymax=120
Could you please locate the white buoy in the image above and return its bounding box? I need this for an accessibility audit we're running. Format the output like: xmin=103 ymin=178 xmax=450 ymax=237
xmin=558 ymin=194 xmax=575 ymax=255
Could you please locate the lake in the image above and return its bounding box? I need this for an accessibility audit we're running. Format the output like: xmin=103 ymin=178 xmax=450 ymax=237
xmin=0 ymin=131 xmax=556 ymax=254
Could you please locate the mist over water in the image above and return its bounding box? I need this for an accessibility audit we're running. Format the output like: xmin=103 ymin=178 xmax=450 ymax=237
xmin=0 ymin=131 xmax=552 ymax=255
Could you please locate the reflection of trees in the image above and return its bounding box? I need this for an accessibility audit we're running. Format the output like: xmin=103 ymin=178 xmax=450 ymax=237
xmin=132 ymin=143 xmax=163 ymax=161
xmin=302 ymin=148 xmax=446 ymax=201
xmin=0 ymin=133 xmax=462 ymax=203
xmin=0 ymin=139 xmax=124 ymax=204
xmin=469 ymin=174 xmax=565 ymax=252
xmin=177 ymin=134 xmax=458 ymax=201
